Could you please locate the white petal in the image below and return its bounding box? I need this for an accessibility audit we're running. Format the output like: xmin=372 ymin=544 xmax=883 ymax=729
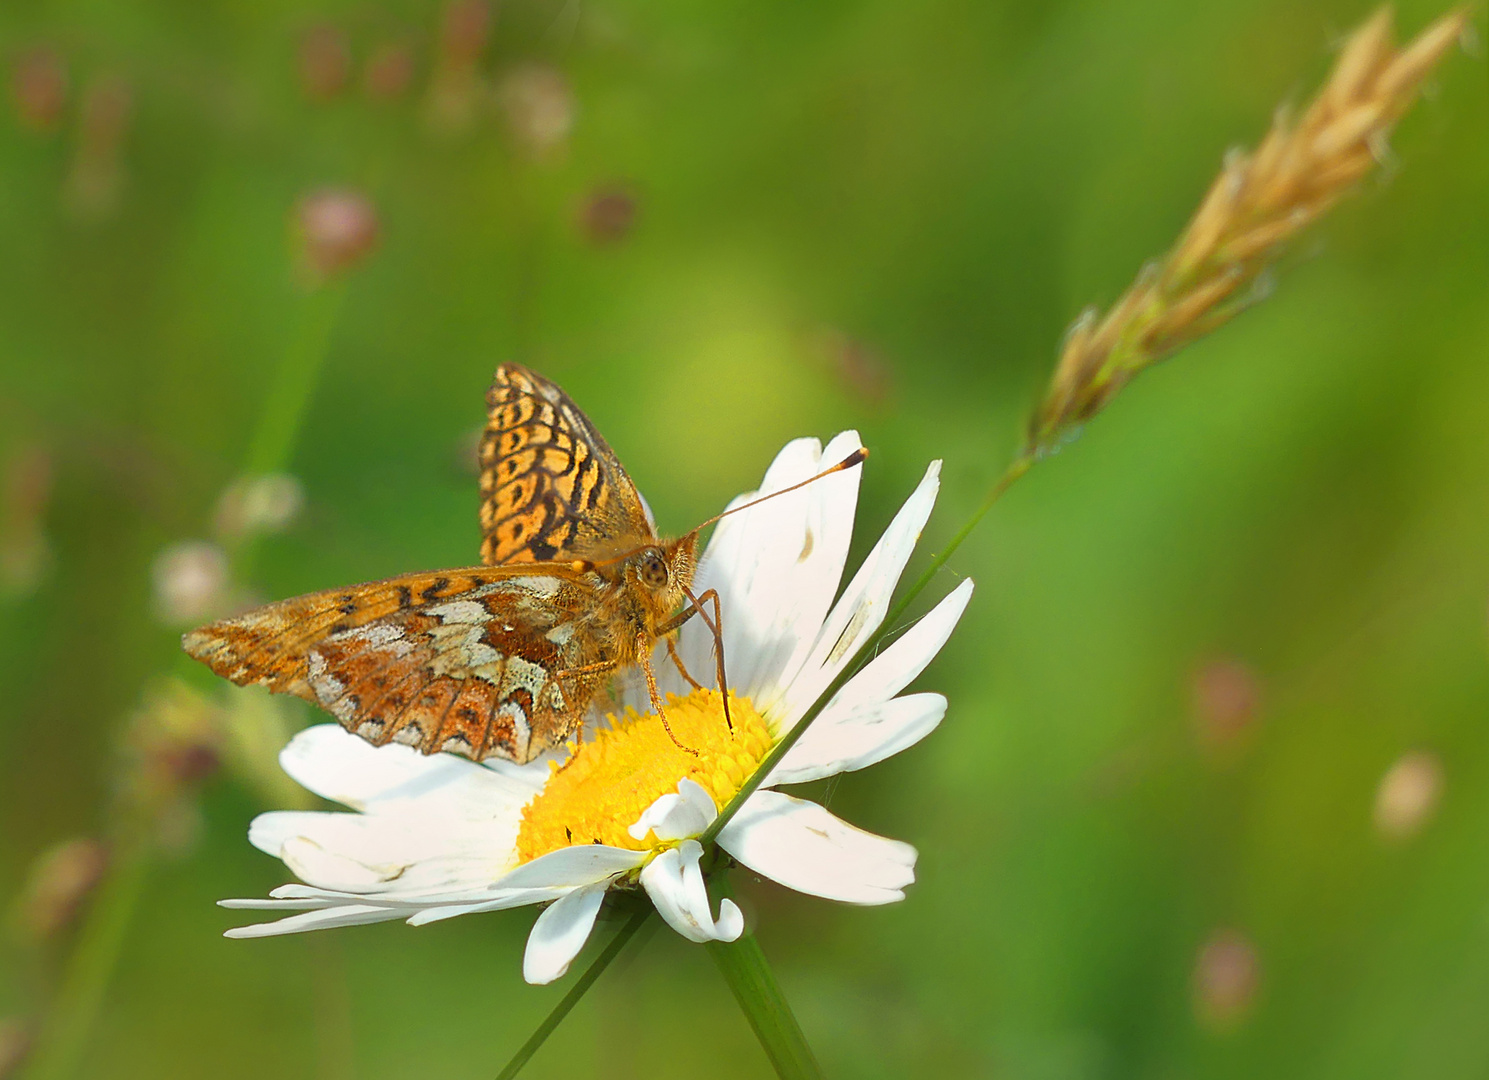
xmin=491 ymin=844 xmax=646 ymax=891
xmin=772 ymin=462 xmax=941 ymax=728
xmin=249 ymin=812 xmax=518 ymax=897
xmin=258 ymin=729 xmax=538 ymax=889
xmin=278 ymin=724 xmax=544 ymax=811
xmin=717 ymin=791 xmax=915 ymax=905
xmin=522 ymin=884 xmax=609 ymax=985
xmin=767 ymin=693 xmax=946 ymax=786
xmin=640 ymin=840 xmax=744 ymax=943
xmin=223 ymin=903 xmax=407 ymax=938
xmin=628 ymin=778 xmax=717 ymax=842
xmin=405 ymin=888 xmax=566 ymax=926
xmin=678 ymin=432 xmax=864 ymax=703
xmin=218 ymin=896 xmax=340 ymax=911
xmin=278 ymin=835 xmax=409 ymax=892
xmin=820 ymin=578 xmax=973 ymax=717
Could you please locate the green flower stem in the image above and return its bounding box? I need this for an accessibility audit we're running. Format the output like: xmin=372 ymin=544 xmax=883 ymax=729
xmin=22 ymin=840 xmax=151 ymax=1080
xmin=245 ymin=282 xmax=348 ymax=477
xmin=701 ymin=451 xmax=1033 ymax=849
xmin=706 ymin=899 xmax=823 ymax=1080
xmin=24 ymin=283 xmax=352 ymax=1080
xmin=496 ymin=906 xmax=653 ymax=1080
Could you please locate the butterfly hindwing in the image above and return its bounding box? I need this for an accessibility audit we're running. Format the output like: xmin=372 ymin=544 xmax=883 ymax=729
xmin=182 ymin=566 xmax=609 ymax=762
xmin=479 ymin=363 xmax=654 ymax=565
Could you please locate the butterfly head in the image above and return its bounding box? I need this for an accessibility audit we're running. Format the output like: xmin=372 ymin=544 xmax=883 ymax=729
xmin=627 ymin=535 xmax=697 ymax=620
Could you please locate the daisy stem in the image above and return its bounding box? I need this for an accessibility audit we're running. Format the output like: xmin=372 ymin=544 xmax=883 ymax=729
xmin=495 ymin=905 xmax=653 ymax=1080
xmin=705 ymin=893 xmax=823 ymax=1080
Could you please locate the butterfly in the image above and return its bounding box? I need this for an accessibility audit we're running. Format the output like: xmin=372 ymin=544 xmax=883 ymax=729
xmin=184 ymin=363 xmax=861 ymax=764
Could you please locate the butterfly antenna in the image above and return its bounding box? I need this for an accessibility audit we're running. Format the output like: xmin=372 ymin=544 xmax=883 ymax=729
xmin=685 ymin=446 xmax=868 ymax=538
xmin=566 ymin=447 xmax=867 ymax=575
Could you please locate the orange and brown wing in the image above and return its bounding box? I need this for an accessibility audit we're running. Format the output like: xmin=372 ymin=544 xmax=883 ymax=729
xmin=182 ymin=567 xmax=608 ymax=763
xmin=479 ymin=363 xmax=654 ymax=565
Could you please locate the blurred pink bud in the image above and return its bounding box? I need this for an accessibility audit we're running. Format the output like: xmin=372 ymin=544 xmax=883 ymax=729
xmin=1191 ymin=657 xmax=1261 ymax=751
xmin=0 ymin=1018 xmax=31 ymax=1079
xmin=294 ymin=188 xmax=380 ymax=281
xmin=364 ymin=41 xmax=415 ymax=101
xmin=423 ymin=1 xmax=490 ymax=134
xmin=812 ymin=327 xmax=894 ymax=408
xmin=13 ymin=838 xmax=109 ymax=940
xmin=0 ymin=445 xmax=54 ymax=597
xmin=1193 ymin=928 xmax=1260 ymax=1031
xmin=213 ymin=473 xmax=305 ymax=541
xmin=578 ymin=185 xmax=638 ymax=246
xmin=63 ymin=73 xmax=133 ymax=221
xmin=298 ymin=23 xmax=352 ymax=103
xmin=1374 ymin=750 xmax=1442 ymax=841
xmin=498 ymin=64 xmax=573 ymax=158
xmin=9 ymin=47 xmax=67 ymax=132
xmin=151 ymin=540 xmax=230 ymax=625
xmin=439 ymin=0 xmax=492 ymax=66
xmin=120 ymin=679 xmax=226 ymax=855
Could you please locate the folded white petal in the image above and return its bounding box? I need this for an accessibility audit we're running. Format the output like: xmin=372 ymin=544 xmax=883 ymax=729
xmin=278 ymin=835 xmax=409 ymax=892
xmin=772 ymin=462 xmax=941 ymax=727
xmin=822 ymin=578 xmax=973 ymax=717
xmin=717 ymin=791 xmax=915 ymax=905
xmin=219 ymin=896 xmax=341 ymax=911
xmin=249 ymin=812 xmax=520 ymax=898
xmin=491 ymin=844 xmax=646 ymax=891
xmin=640 ymin=840 xmax=744 ymax=943
xmin=223 ymin=903 xmax=408 ymax=938
xmin=628 ymin=778 xmax=717 ymax=842
xmin=767 ymin=693 xmax=946 ymax=786
xmin=522 ymin=884 xmax=609 ymax=985
xmin=679 ymin=432 xmax=864 ymax=703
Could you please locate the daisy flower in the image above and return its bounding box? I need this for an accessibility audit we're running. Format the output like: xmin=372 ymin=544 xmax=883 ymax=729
xmin=221 ymin=432 xmax=973 ymax=984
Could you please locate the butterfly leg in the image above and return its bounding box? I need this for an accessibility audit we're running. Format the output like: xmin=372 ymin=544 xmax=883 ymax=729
xmin=666 ymin=636 xmax=705 ymax=691
xmin=550 ymin=660 xmax=620 ymax=766
xmin=666 ymin=588 xmax=733 ymax=734
xmin=637 ymin=632 xmax=699 ymax=756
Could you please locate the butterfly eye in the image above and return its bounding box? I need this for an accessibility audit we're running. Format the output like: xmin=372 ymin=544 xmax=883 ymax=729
xmin=638 ymin=549 xmax=669 ymax=588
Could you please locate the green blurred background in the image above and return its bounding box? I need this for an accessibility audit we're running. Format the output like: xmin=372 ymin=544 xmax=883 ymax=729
xmin=1 ymin=0 xmax=1486 ymax=1076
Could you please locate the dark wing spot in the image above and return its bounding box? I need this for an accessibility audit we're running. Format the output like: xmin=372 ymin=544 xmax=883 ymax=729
xmin=420 ymin=577 xmax=451 ymax=602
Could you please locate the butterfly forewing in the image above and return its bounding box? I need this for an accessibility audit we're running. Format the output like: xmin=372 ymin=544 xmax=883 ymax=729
xmin=479 ymin=363 xmax=655 ymax=564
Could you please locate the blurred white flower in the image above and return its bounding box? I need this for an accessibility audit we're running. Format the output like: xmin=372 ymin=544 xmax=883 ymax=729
xmin=213 ymin=473 xmax=305 ymax=541
xmin=294 ymin=188 xmax=379 ymax=281
xmin=1373 ymin=750 xmax=1443 ymax=841
xmin=497 ymin=64 xmax=573 ymax=158
xmin=223 ymin=433 xmax=971 ymax=984
xmin=152 ymin=540 xmax=230 ymax=626
xmin=1193 ymin=928 xmax=1260 ymax=1031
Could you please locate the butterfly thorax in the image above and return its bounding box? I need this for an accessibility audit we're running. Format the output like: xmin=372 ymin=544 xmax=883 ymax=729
xmin=573 ymin=533 xmax=698 ymax=657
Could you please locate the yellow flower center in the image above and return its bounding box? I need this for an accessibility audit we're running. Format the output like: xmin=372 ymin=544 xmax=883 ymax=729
xmin=515 ymin=689 xmax=774 ymax=863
